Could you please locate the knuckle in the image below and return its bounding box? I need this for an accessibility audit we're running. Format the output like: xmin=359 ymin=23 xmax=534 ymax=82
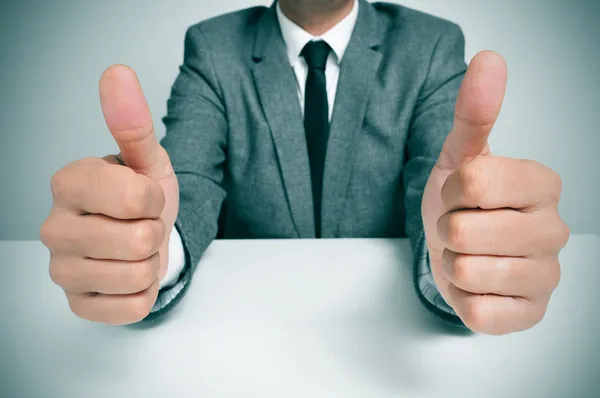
xmin=39 ymin=217 xmax=56 ymax=248
xmin=459 ymin=161 xmax=487 ymax=204
xmin=51 ymin=159 xmax=97 ymax=200
xmin=48 ymin=258 xmax=69 ymax=287
xmin=128 ymin=260 xmax=157 ymax=292
xmin=532 ymin=304 xmax=549 ymax=326
xmin=522 ymin=303 xmax=548 ymax=332
xmin=451 ymin=255 xmax=475 ymax=286
xmin=446 ymin=214 xmax=470 ymax=249
xmin=50 ymin=168 xmax=69 ymax=199
xmin=124 ymin=175 xmax=153 ymax=217
xmin=127 ymin=293 xmax=155 ymax=322
xmin=548 ymin=171 xmax=563 ymax=202
xmin=546 ymin=216 xmax=570 ymax=250
xmin=519 ymin=158 xmax=538 ymax=170
xmin=555 ymin=220 xmax=571 ymax=248
xmin=48 ymin=264 xmax=59 ymax=286
xmin=462 ymin=299 xmax=489 ymax=332
xmin=131 ymin=220 xmax=163 ymax=260
xmin=547 ymin=260 xmax=562 ymax=292
xmin=131 ymin=223 xmax=156 ymax=260
xmin=66 ymin=295 xmax=88 ymax=320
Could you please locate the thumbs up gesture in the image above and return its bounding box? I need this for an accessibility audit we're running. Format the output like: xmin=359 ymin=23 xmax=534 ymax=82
xmin=422 ymin=52 xmax=570 ymax=335
xmin=40 ymin=65 xmax=180 ymax=325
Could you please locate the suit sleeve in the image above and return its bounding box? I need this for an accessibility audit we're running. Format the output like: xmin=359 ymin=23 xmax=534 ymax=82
xmin=143 ymin=25 xmax=228 ymax=323
xmin=403 ymin=22 xmax=467 ymax=327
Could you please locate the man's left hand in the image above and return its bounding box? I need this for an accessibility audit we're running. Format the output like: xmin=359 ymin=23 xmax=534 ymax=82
xmin=421 ymin=51 xmax=570 ymax=335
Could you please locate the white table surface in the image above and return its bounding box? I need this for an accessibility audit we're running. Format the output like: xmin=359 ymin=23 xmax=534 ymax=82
xmin=1 ymin=235 xmax=599 ymax=398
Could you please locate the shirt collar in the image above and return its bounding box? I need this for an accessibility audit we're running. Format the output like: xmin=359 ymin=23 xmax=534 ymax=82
xmin=276 ymin=0 xmax=359 ymax=65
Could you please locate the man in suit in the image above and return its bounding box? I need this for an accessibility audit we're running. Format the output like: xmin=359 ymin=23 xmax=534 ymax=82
xmin=40 ymin=0 xmax=569 ymax=335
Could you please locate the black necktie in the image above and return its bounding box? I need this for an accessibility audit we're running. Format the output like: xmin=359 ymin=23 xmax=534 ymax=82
xmin=301 ymin=40 xmax=331 ymax=238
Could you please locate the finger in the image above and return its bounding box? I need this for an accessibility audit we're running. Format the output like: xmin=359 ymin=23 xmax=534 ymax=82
xmin=437 ymin=51 xmax=507 ymax=169
xmin=442 ymin=249 xmax=561 ymax=298
xmin=50 ymin=157 xmax=165 ymax=219
xmin=446 ymin=283 xmax=548 ymax=335
xmin=66 ymin=279 xmax=160 ymax=325
xmin=437 ymin=208 xmax=569 ymax=257
xmin=99 ymin=65 xmax=171 ymax=179
xmin=43 ymin=212 xmax=165 ymax=261
xmin=441 ymin=156 xmax=562 ymax=213
xmin=49 ymin=252 xmax=160 ymax=295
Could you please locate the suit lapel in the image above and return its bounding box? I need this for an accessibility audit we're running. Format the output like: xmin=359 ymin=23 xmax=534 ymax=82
xmin=321 ymin=0 xmax=384 ymax=237
xmin=251 ymin=4 xmax=316 ymax=238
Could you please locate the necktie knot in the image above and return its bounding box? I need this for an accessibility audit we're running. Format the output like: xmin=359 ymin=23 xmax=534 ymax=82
xmin=301 ymin=40 xmax=331 ymax=71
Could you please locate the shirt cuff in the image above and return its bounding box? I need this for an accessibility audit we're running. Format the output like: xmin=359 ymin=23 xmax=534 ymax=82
xmin=160 ymin=227 xmax=186 ymax=290
xmin=151 ymin=226 xmax=190 ymax=314
xmin=414 ymin=230 xmax=465 ymax=326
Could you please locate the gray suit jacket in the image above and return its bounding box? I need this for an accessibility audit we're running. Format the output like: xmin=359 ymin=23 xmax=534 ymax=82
xmin=153 ymin=0 xmax=467 ymax=325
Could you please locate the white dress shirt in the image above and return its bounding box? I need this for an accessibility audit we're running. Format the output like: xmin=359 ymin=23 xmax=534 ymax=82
xmin=156 ymin=0 xmax=362 ymax=307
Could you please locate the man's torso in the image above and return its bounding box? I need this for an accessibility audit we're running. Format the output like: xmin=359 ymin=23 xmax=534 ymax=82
xmin=162 ymin=1 xmax=464 ymax=240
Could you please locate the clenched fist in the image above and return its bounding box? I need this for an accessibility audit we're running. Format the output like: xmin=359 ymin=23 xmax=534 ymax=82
xmin=40 ymin=65 xmax=180 ymax=325
xmin=422 ymin=51 xmax=570 ymax=335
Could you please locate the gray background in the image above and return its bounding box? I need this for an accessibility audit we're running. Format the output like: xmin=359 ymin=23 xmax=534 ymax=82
xmin=1 ymin=0 xmax=599 ymax=240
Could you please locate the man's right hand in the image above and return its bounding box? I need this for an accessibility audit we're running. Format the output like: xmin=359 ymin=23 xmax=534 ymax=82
xmin=40 ymin=65 xmax=180 ymax=325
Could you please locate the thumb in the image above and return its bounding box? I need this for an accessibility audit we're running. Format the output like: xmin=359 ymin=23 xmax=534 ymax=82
xmin=99 ymin=65 xmax=169 ymax=178
xmin=437 ymin=51 xmax=507 ymax=169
